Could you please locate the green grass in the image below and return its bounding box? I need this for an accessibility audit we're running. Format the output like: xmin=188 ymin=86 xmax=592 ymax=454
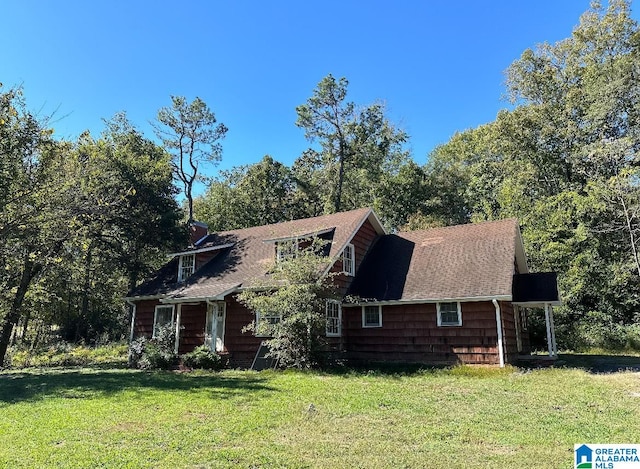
xmin=1 ymin=363 xmax=639 ymax=468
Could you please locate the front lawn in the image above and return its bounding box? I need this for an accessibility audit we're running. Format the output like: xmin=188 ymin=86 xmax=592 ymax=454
xmin=1 ymin=364 xmax=638 ymax=468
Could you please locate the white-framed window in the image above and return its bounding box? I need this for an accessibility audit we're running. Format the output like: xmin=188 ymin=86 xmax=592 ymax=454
xmin=326 ymin=300 xmax=342 ymax=337
xmin=520 ymin=308 xmax=528 ymax=330
xmin=255 ymin=311 xmax=282 ymax=337
xmin=153 ymin=305 xmax=175 ymax=338
xmin=276 ymin=240 xmax=299 ymax=263
xmin=178 ymin=253 xmax=195 ymax=282
xmin=362 ymin=305 xmax=382 ymax=328
xmin=342 ymin=243 xmax=355 ymax=276
xmin=437 ymin=302 xmax=462 ymax=326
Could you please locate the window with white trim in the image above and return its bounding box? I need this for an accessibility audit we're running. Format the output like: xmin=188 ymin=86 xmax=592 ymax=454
xmin=342 ymin=243 xmax=355 ymax=276
xmin=153 ymin=305 xmax=175 ymax=338
xmin=178 ymin=253 xmax=195 ymax=282
xmin=276 ymin=240 xmax=299 ymax=263
xmin=326 ymin=300 xmax=342 ymax=336
xmin=437 ymin=302 xmax=462 ymax=326
xmin=255 ymin=311 xmax=282 ymax=337
xmin=362 ymin=305 xmax=382 ymax=328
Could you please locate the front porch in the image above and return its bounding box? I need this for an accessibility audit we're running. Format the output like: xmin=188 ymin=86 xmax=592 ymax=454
xmin=513 ymin=272 xmax=562 ymax=359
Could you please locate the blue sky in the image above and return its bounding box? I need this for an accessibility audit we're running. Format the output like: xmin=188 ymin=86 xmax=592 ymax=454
xmin=2 ymin=1 xmax=625 ymax=177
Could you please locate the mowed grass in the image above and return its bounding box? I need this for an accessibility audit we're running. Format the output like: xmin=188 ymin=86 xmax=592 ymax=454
xmin=1 ymin=364 xmax=639 ymax=468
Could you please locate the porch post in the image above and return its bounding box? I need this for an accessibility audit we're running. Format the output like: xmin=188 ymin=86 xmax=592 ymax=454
xmin=127 ymin=301 xmax=136 ymax=343
xmin=492 ymin=299 xmax=505 ymax=367
xmin=514 ymin=305 xmax=522 ymax=353
xmin=549 ymin=305 xmax=558 ymax=356
xmin=174 ymin=304 xmax=182 ymax=354
xmin=544 ymin=302 xmax=553 ymax=357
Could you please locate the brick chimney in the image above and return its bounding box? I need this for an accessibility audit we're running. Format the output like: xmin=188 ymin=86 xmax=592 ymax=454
xmin=189 ymin=221 xmax=208 ymax=246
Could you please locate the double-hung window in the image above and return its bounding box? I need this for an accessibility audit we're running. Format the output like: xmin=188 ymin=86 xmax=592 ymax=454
xmin=362 ymin=305 xmax=382 ymax=328
xmin=178 ymin=253 xmax=195 ymax=282
xmin=326 ymin=300 xmax=342 ymax=336
xmin=437 ymin=302 xmax=462 ymax=326
xmin=255 ymin=311 xmax=281 ymax=337
xmin=342 ymin=243 xmax=355 ymax=276
xmin=276 ymin=240 xmax=298 ymax=263
xmin=153 ymin=305 xmax=175 ymax=338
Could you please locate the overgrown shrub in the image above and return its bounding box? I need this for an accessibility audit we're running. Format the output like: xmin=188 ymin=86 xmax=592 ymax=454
xmin=127 ymin=336 xmax=147 ymax=368
xmin=237 ymin=238 xmax=335 ymax=369
xmin=128 ymin=324 xmax=177 ymax=370
xmin=576 ymin=319 xmax=640 ymax=351
xmin=182 ymin=345 xmax=226 ymax=370
xmin=5 ymin=342 xmax=128 ymax=369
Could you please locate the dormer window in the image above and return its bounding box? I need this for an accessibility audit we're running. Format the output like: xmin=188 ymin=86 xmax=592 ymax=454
xmin=342 ymin=243 xmax=355 ymax=276
xmin=276 ymin=240 xmax=299 ymax=263
xmin=178 ymin=253 xmax=195 ymax=282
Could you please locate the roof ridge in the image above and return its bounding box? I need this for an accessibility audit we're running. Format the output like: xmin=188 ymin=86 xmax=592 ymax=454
xmin=212 ymin=207 xmax=373 ymax=236
xmin=397 ymin=217 xmax=518 ymax=236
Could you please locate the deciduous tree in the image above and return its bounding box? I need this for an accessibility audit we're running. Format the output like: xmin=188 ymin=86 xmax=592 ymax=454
xmin=154 ymin=96 xmax=227 ymax=225
xmin=237 ymin=239 xmax=337 ymax=369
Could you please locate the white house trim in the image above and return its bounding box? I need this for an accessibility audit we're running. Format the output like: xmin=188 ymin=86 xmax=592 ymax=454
xmin=321 ymin=209 xmax=387 ymax=278
xmin=343 ymin=295 xmax=512 ymax=307
xmin=168 ymin=243 xmax=235 ymax=258
xmin=263 ymin=227 xmax=336 ymax=244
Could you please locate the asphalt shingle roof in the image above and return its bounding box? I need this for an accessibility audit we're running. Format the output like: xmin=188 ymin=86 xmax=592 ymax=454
xmin=129 ymin=211 xmax=524 ymax=303
xmin=128 ymin=207 xmax=377 ymax=299
xmin=347 ymin=219 xmax=522 ymax=301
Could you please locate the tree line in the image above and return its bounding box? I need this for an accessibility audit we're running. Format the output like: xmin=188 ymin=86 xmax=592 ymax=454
xmin=1 ymin=0 xmax=639 ymax=366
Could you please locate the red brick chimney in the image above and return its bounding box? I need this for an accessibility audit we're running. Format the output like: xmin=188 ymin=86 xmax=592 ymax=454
xmin=189 ymin=221 xmax=208 ymax=246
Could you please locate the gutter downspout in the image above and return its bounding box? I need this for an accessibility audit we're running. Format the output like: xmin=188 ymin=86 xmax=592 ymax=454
xmin=492 ymin=299 xmax=505 ymax=368
xmin=126 ymin=300 xmax=136 ymax=343
xmin=206 ymin=299 xmax=216 ymax=350
xmin=174 ymin=304 xmax=182 ymax=355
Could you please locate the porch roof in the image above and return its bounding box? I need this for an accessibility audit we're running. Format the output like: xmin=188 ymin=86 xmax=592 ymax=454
xmin=161 ymin=282 xmax=242 ymax=303
xmin=512 ymin=272 xmax=561 ymax=306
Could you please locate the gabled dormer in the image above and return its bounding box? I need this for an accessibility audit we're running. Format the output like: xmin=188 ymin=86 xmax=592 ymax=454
xmin=265 ymin=228 xmax=336 ymax=264
xmin=169 ymin=242 xmax=235 ymax=283
xmin=178 ymin=253 xmax=195 ymax=282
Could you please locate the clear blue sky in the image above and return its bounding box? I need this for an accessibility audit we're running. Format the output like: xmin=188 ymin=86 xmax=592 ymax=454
xmin=3 ymin=1 xmax=627 ymax=177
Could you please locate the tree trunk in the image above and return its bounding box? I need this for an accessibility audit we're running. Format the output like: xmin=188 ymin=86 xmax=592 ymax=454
xmin=0 ymin=260 xmax=42 ymax=367
xmin=335 ymin=142 xmax=346 ymax=213
xmin=79 ymin=244 xmax=93 ymax=341
xmin=30 ymin=321 xmax=41 ymax=351
xmin=20 ymin=310 xmax=31 ymax=345
xmin=187 ymin=192 xmax=194 ymax=227
xmin=619 ymin=193 xmax=640 ymax=277
xmin=128 ymin=267 xmax=138 ymax=296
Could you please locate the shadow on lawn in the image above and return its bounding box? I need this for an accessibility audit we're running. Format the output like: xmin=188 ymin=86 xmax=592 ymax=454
xmin=0 ymin=369 xmax=275 ymax=404
xmin=518 ymin=353 xmax=640 ymax=374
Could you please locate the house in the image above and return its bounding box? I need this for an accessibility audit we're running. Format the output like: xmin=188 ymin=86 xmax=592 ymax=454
xmin=124 ymin=207 xmax=560 ymax=367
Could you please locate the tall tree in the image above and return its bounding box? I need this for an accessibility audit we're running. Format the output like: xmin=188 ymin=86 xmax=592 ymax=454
xmin=427 ymin=0 xmax=640 ymax=349
xmin=0 ymin=85 xmax=82 ymax=364
xmin=154 ymin=96 xmax=227 ymax=225
xmin=295 ymin=74 xmax=409 ymax=214
xmin=194 ymin=155 xmax=299 ymax=231
xmin=48 ymin=115 xmax=186 ymax=343
xmin=99 ymin=113 xmax=186 ymax=291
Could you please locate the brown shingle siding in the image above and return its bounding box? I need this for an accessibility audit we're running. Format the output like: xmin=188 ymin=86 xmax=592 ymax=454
xmin=343 ymin=302 xmax=501 ymax=365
